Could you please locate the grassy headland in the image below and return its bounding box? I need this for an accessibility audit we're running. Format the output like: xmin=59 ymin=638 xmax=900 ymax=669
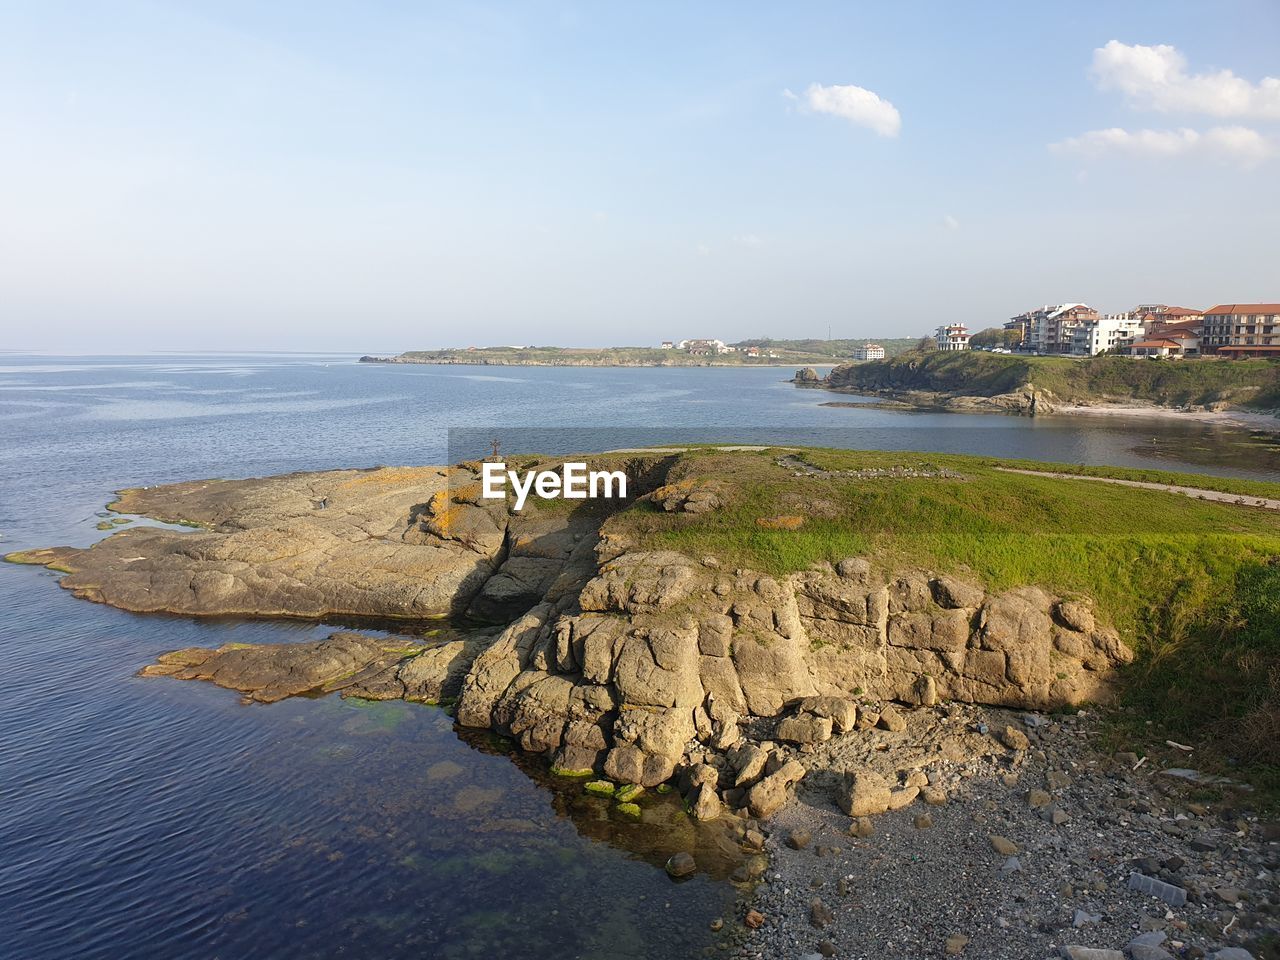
xmin=608 ymin=447 xmax=1280 ymax=789
xmin=825 ymin=351 xmax=1280 ymax=410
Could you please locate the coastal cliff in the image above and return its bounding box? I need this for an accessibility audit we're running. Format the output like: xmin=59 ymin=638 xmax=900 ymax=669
xmin=810 ymin=351 xmax=1280 ymax=418
xmin=11 ymin=446 xmax=1280 ymax=823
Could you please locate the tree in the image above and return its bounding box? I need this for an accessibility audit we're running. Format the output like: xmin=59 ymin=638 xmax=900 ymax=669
xmin=970 ymin=326 xmax=1022 ymax=349
xmin=915 ymin=336 xmax=937 ymax=353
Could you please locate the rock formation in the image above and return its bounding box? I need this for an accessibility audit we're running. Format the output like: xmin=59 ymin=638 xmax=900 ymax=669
xmin=10 ymin=453 xmax=1134 ymax=819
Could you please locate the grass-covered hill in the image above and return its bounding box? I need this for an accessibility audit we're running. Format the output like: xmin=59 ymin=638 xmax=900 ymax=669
xmin=731 ymin=337 xmax=921 ymax=359
xmin=827 ymin=351 xmax=1280 ymax=409
xmin=604 ymin=446 xmax=1280 ymax=790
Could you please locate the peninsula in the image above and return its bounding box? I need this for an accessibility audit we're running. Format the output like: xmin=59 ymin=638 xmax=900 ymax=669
xmin=359 ymin=338 xmax=919 ymax=368
xmin=10 ymin=447 xmax=1280 ymax=958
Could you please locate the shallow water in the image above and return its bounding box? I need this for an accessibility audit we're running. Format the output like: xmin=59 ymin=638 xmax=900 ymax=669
xmin=1 ymin=353 xmax=1277 ymax=959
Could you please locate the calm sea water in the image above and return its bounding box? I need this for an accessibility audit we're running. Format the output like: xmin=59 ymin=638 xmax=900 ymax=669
xmin=1 ymin=353 xmax=1277 ymax=959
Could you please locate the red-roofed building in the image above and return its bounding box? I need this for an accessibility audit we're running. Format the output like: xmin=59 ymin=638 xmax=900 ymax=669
xmin=1201 ymin=304 xmax=1280 ymax=357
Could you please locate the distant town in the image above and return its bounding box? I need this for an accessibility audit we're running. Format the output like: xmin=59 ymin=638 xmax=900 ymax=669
xmin=657 ymin=302 xmax=1280 ymax=362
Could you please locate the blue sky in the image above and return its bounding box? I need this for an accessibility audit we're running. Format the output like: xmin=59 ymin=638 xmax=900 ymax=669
xmin=2 ymin=1 xmax=1278 ymax=351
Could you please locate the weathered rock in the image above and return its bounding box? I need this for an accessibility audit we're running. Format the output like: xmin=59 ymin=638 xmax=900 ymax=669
xmin=945 ymin=934 xmax=970 ymax=956
xmin=839 ymin=770 xmax=894 ymax=817
xmin=795 ymin=696 xmax=859 ymax=733
xmin=878 ymin=704 xmax=907 ymax=732
xmin=998 ymin=725 xmax=1030 ymax=751
xmin=776 ymin=713 xmax=834 ymax=745
xmin=689 ymin=782 xmax=721 ymax=821
xmin=989 ymin=835 xmax=1019 ymax=856
xmin=140 ymin=632 xmax=424 ymax=703
xmin=746 ymin=760 xmax=806 ymax=819
xmin=785 ymin=828 xmax=812 ymax=850
xmin=1059 ymin=948 xmax=1123 ymax=960
xmin=931 ymin=575 xmax=984 ymax=610
xmin=665 ymin=851 xmax=696 ymax=878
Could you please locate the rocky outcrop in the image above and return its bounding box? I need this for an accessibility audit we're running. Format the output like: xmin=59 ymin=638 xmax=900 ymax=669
xmin=8 ymin=464 xmax=600 ymax=622
xmin=19 ymin=457 xmax=1135 ymax=820
xmin=451 ymin=548 xmax=1132 ymax=796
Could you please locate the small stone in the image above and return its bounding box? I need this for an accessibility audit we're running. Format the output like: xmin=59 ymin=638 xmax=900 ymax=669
xmin=1129 ymin=946 xmax=1175 ymax=960
xmin=1044 ymin=805 xmax=1070 ymax=826
xmin=709 ymin=918 xmax=724 ymax=932
xmin=849 ymin=816 xmax=874 ymax=838
xmin=744 ymin=828 xmax=765 ymax=850
xmin=914 ymin=813 xmax=934 ymax=829
xmin=1214 ymin=887 xmax=1243 ymax=904
xmin=776 ymin=713 xmax=834 ymax=746
xmin=809 ymin=897 xmax=834 ymax=929
xmin=817 ymin=942 xmax=837 ymax=958
xmin=1046 ymin=770 xmax=1072 ymax=791
xmin=1027 ymin=788 xmax=1052 ymax=809
xmin=785 ymin=828 xmax=812 ymax=850
xmin=921 ymin=785 xmax=947 ymax=806
xmin=1001 ymin=773 xmax=1019 ymax=788
xmin=1072 ymin=909 xmax=1101 ymax=927
xmin=878 ymin=704 xmax=907 ymax=732
xmin=743 ymin=908 xmax=765 ymax=929
xmin=1210 ymin=950 xmax=1257 ymax=960
xmin=1114 ymin=751 xmax=1139 ymax=766
xmin=998 ymin=725 xmax=1029 ymax=751
xmin=945 ymin=933 xmax=969 ymax=955
xmin=1022 ymin=713 xmax=1049 ymax=728
xmin=999 ymin=856 xmax=1022 ymax=875
xmin=989 ymin=835 xmax=1019 ymax=856
xmin=665 ymin=852 xmax=696 ymax=878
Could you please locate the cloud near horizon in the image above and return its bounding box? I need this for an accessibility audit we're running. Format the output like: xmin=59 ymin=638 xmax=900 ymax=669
xmin=1092 ymin=40 xmax=1280 ymax=119
xmin=1050 ymin=125 xmax=1273 ymax=166
xmin=793 ymin=82 xmax=901 ymax=137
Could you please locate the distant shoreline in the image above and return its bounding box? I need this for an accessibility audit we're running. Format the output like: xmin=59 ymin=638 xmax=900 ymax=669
xmin=359 ymin=354 xmax=837 ymax=369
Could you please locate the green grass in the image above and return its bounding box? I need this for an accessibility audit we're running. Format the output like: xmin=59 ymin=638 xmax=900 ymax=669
xmin=830 ymin=351 xmax=1280 ymax=409
xmin=607 ymin=447 xmax=1280 ymax=790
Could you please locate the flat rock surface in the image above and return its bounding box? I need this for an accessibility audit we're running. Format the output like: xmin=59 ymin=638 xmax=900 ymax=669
xmin=10 ymin=465 xmax=591 ymax=621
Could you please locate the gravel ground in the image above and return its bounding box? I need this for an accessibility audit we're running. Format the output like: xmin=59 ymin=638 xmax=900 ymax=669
xmin=716 ymin=704 xmax=1278 ymax=960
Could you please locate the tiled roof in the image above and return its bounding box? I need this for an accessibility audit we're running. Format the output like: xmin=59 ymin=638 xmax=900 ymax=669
xmin=1203 ymin=304 xmax=1280 ymax=315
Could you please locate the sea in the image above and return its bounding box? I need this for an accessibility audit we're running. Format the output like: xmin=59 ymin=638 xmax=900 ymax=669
xmin=1 ymin=353 xmax=1277 ymax=959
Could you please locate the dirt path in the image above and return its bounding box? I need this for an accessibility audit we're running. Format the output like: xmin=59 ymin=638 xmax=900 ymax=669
xmin=995 ymin=468 xmax=1280 ymax=511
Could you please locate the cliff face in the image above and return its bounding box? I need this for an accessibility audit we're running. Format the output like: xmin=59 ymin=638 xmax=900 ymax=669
xmin=453 ymin=546 xmax=1130 ymax=787
xmin=822 ymin=351 xmax=1280 ymax=412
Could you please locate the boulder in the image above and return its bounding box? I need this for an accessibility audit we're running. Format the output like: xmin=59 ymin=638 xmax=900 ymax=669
xmin=839 ymin=770 xmax=893 ymax=817
xmin=746 ymin=760 xmax=806 ymax=819
xmin=776 ymin=713 xmax=834 ymax=745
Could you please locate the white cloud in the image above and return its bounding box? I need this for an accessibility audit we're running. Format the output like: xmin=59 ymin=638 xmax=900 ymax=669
xmin=795 ymin=82 xmax=901 ymax=137
xmin=941 ymin=214 xmax=959 ymax=230
xmin=733 ymin=232 xmax=763 ymax=247
xmin=1050 ymin=125 xmax=1273 ymax=166
xmin=1092 ymin=41 xmax=1280 ymax=119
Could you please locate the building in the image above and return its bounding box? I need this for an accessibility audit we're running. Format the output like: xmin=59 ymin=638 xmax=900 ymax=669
xmin=1200 ymin=304 xmax=1280 ymax=358
xmin=935 ymin=324 xmax=970 ymax=351
xmin=1007 ymin=304 xmax=1100 ymax=354
xmin=744 ymin=346 xmax=761 ymax=357
xmin=677 ymin=338 xmax=729 ymax=355
xmin=853 ymin=343 xmax=886 ymax=361
xmin=660 ymin=340 xmax=674 ymax=349
xmin=1126 ymin=338 xmax=1189 ymax=358
xmin=1071 ymin=313 xmax=1145 ymax=356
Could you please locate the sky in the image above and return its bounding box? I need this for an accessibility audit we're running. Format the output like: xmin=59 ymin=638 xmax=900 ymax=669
xmin=1 ymin=1 xmax=1278 ymax=352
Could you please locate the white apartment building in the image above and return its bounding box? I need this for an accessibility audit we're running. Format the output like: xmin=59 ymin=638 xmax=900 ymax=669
xmin=1070 ymin=313 xmax=1144 ymax=356
xmin=853 ymin=343 xmax=886 ymax=361
xmin=935 ymin=325 xmax=970 ymax=351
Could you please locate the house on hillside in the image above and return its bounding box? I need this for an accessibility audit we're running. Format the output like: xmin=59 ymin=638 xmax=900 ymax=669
xmin=934 ymin=325 xmax=970 ymax=351
xmin=853 ymin=343 xmax=886 ymax=361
